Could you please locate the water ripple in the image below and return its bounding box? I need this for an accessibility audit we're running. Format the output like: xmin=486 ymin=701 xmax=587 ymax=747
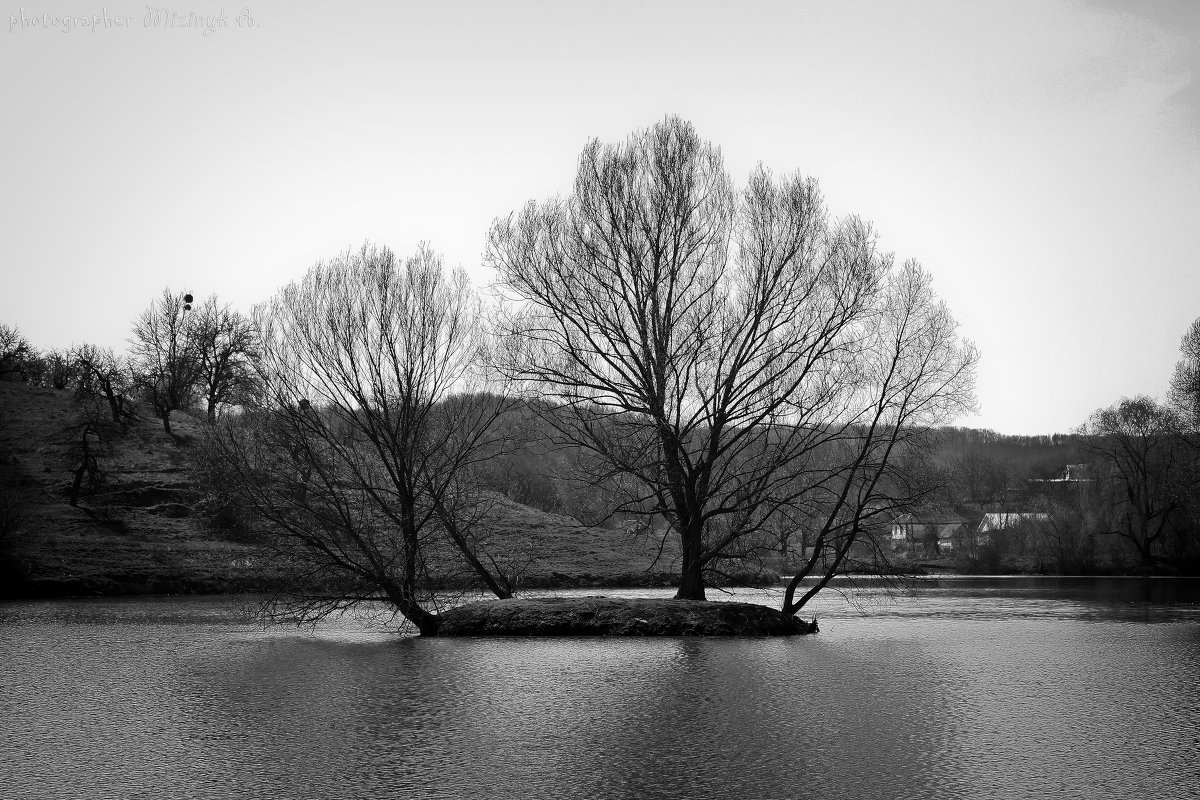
xmin=2 ymin=581 xmax=1198 ymax=799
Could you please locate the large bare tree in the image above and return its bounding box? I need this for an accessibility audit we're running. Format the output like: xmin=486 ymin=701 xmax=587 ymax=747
xmin=205 ymin=243 xmax=517 ymax=634
xmin=1169 ymin=317 xmax=1200 ymax=431
xmin=1082 ymin=396 xmax=1191 ymax=573
xmin=487 ymin=117 xmax=977 ymax=609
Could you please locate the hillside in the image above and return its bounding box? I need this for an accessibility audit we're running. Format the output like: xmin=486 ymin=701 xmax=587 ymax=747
xmin=0 ymin=382 xmax=679 ymax=598
xmin=0 ymin=382 xmax=267 ymax=596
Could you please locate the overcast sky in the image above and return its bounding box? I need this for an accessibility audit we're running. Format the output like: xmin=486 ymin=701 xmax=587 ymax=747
xmin=2 ymin=0 xmax=1197 ymax=435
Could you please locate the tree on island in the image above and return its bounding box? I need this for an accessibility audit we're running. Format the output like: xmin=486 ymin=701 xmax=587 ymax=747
xmin=486 ymin=116 xmax=978 ymax=612
xmin=204 ymin=244 xmax=520 ymax=634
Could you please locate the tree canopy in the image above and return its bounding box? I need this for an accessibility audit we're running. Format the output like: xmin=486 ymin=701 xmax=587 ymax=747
xmin=487 ymin=116 xmax=978 ymax=608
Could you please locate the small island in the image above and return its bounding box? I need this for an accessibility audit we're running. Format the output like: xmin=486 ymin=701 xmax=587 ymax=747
xmin=436 ymin=596 xmax=819 ymax=637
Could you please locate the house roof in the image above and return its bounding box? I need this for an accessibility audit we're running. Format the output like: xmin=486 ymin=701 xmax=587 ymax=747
xmin=892 ymin=510 xmax=966 ymax=525
xmin=935 ymin=523 xmax=963 ymax=540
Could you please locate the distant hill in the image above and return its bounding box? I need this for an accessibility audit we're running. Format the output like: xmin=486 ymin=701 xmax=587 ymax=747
xmin=0 ymin=382 xmax=678 ymax=598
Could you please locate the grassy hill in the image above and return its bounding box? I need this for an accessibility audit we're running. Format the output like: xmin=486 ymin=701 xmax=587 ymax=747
xmin=0 ymin=381 xmax=678 ymax=598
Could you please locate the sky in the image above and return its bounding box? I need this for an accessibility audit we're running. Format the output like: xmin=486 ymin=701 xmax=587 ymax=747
xmin=2 ymin=0 xmax=1197 ymax=435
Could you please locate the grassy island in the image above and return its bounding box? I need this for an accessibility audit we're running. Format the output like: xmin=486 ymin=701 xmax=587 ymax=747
xmin=436 ymin=596 xmax=818 ymax=637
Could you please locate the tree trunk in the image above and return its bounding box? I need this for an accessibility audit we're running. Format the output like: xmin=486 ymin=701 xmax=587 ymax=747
xmin=69 ymin=464 xmax=84 ymax=507
xmin=104 ymin=387 xmax=122 ymax=422
xmin=408 ymin=605 xmax=441 ymax=636
xmin=674 ymin=521 xmax=707 ymax=600
xmin=783 ymin=528 xmax=856 ymax=615
xmin=386 ymin=586 xmax=440 ymax=635
xmin=674 ymin=563 xmax=706 ymax=600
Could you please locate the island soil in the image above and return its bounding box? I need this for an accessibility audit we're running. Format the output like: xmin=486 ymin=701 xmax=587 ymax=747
xmin=436 ymin=596 xmax=818 ymax=637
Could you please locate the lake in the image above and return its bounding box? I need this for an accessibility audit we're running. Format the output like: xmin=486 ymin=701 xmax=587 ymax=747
xmin=2 ymin=577 xmax=1198 ymax=799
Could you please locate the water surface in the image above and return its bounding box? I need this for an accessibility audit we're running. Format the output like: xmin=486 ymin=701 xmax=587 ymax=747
xmin=2 ymin=577 xmax=1198 ymax=799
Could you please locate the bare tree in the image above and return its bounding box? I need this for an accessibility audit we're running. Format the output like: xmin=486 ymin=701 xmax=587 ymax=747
xmin=130 ymin=289 xmax=204 ymax=437
xmin=0 ymin=324 xmax=34 ymax=382
xmin=486 ymin=117 xmax=978 ymax=610
xmin=1165 ymin=318 xmax=1200 ymax=565
xmin=1169 ymin=317 xmax=1200 ymax=431
xmin=1081 ymin=396 xmax=1189 ymax=573
xmin=205 ymin=244 xmax=516 ymax=634
xmin=73 ymin=344 xmax=136 ymax=424
xmin=42 ymin=348 xmax=77 ymax=390
xmin=1043 ymin=488 xmax=1104 ymax=574
xmin=779 ymin=267 xmax=979 ymax=613
xmin=66 ymin=398 xmax=114 ymax=507
xmin=192 ymin=297 xmax=260 ymax=423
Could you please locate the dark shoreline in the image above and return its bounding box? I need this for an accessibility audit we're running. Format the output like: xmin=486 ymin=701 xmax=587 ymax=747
xmin=2 ymin=565 xmax=1165 ymax=602
xmin=0 ymin=569 xmax=687 ymax=601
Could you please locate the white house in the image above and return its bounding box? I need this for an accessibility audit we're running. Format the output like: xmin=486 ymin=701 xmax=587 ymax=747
xmin=890 ymin=513 xmax=965 ymax=555
xmin=976 ymin=512 xmax=1051 ymax=545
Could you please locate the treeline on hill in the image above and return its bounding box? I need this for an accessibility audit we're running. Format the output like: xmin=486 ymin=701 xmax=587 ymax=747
xmin=3 ymin=303 xmax=1200 ymax=604
xmin=7 ymin=311 xmax=1197 ymax=583
xmin=0 ymin=294 xmax=256 ymax=528
xmin=450 ymin=409 xmax=1200 ymax=577
xmin=1 ymin=119 xmax=1197 ymax=633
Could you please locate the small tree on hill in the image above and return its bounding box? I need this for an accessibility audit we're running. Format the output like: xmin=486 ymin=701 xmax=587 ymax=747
xmin=43 ymin=348 xmax=77 ymax=390
xmin=130 ymin=289 xmax=204 ymax=438
xmin=192 ymin=297 xmax=261 ymax=423
xmin=65 ymin=396 xmax=116 ymax=507
xmin=73 ymin=344 xmax=137 ymax=424
xmin=0 ymin=324 xmax=34 ymax=382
